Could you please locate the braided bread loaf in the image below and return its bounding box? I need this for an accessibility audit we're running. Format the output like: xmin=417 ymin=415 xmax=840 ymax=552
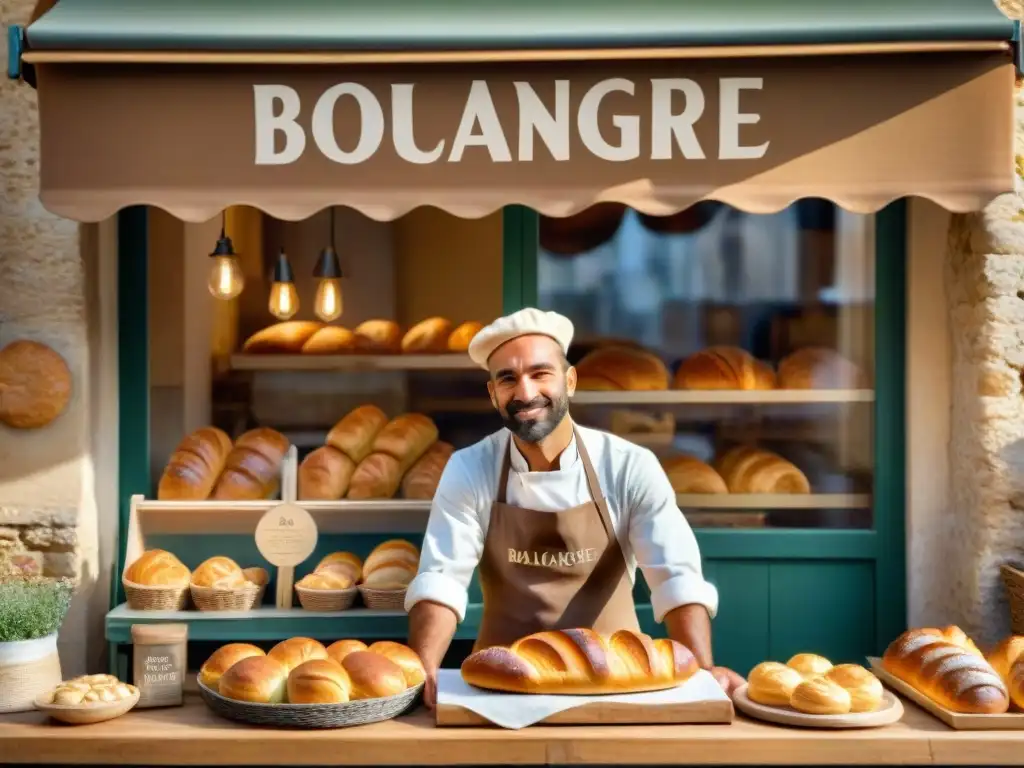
xmin=461 ymin=628 xmax=698 ymax=694
xmin=882 ymin=626 xmax=1008 ymax=713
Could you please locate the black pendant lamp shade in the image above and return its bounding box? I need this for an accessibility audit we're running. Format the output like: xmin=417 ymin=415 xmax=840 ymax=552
xmin=272 ymin=248 xmax=295 ymax=283
xmin=313 ymin=245 xmax=343 ymax=279
xmin=211 ymin=212 xmax=237 ymax=258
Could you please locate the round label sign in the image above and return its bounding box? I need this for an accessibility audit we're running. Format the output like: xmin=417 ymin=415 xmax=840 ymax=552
xmin=254 ymin=503 xmax=318 ymax=567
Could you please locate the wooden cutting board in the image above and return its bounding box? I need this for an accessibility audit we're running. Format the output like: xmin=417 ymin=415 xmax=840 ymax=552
xmin=436 ymin=697 xmax=734 ymax=726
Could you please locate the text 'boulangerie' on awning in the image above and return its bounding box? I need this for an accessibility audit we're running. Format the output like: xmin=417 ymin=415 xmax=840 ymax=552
xmin=18 ymin=0 xmax=1018 ymax=223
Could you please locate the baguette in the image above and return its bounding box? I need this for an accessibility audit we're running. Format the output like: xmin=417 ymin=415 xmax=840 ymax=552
xmin=157 ymin=427 xmax=233 ymax=500
xmin=881 ymin=627 xmax=1008 ymax=713
xmin=327 ymin=405 xmax=389 ymax=464
xmin=242 ymin=321 xmax=323 ymax=354
xmin=353 ymin=320 xmax=402 ymax=354
xmin=298 ymin=445 xmax=355 ymax=500
xmin=371 ymin=413 xmax=438 ymax=473
xmin=401 ymin=441 xmax=454 ymax=500
xmin=461 ymin=628 xmax=698 ymax=694
xmin=401 ymin=317 xmax=453 ymax=354
xmin=210 ymin=427 xmax=290 ymax=500
xmin=347 ymin=453 xmax=403 ymax=499
xmin=448 ymin=321 xmax=483 ymax=352
xmin=301 ymin=326 xmax=356 ymax=355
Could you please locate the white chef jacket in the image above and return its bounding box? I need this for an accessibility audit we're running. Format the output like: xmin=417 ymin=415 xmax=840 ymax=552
xmin=405 ymin=424 xmax=718 ymax=623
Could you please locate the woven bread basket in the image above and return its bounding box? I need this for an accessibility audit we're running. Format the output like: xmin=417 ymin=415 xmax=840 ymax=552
xmin=357 ymin=585 xmax=407 ymax=611
xmin=295 ymin=586 xmax=358 ymax=612
xmin=190 ymin=582 xmax=261 ymax=612
xmin=123 ymin=579 xmax=189 ymax=611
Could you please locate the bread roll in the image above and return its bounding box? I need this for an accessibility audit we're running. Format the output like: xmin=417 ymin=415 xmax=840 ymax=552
xmin=295 ymin=565 xmax=354 ymax=590
xmin=243 ymin=567 xmax=270 ymax=587
xmin=301 ymin=326 xmax=356 ymax=355
xmin=575 ymin=346 xmax=670 ymax=391
xmin=210 ymin=427 xmax=290 ymax=500
xmin=674 ymin=347 xmax=776 ymax=390
xmin=327 ymin=639 xmax=368 ymax=665
xmin=191 ymin=556 xmax=246 ymax=589
xmin=825 ymin=664 xmax=884 ymax=713
xmin=341 ymin=651 xmax=408 ymax=699
xmin=367 ymin=641 xmax=426 ymax=687
xmin=364 ymin=539 xmax=420 ymax=574
xmin=790 ymin=677 xmax=851 ymax=715
xmin=661 ymin=455 xmax=728 ymax=495
xmin=882 ymin=627 xmax=1008 ymax=713
xmin=778 ymin=347 xmax=864 ymax=390
xmin=298 ymin=446 xmax=355 ymax=500
xmin=461 ymin=628 xmax=699 ymax=694
xmin=448 ymin=321 xmax=483 ymax=352
xmin=287 ymin=659 xmax=352 ymax=704
xmin=372 ymin=414 xmax=438 ymax=472
xmin=363 ymin=563 xmax=416 ymax=589
xmin=787 ymin=653 xmax=833 ymax=680
xmin=347 ymin=453 xmax=403 ymax=500
xmin=987 ymin=636 xmax=1024 ymax=681
xmin=354 ymin=320 xmax=401 ymax=354
xmin=157 ymin=427 xmax=233 ymax=500
xmin=326 ymin=405 xmax=389 ymax=464
xmin=125 ymin=549 xmax=190 ymax=587
xmin=199 ymin=643 xmax=266 ymax=689
xmin=217 ymin=656 xmax=288 ymax=703
xmin=242 ymin=321 xmax=323 ymax=354
xmin=267 ymin=637 xmax=330 ymax=674
xmin=716 ymin=446 xmax=811 ymax=494
xmin=401 ymin=317 xmax=453 ymax=354
xmin=747 ymin=662 xmax=803 ymax=707
xmin=315 ymin=552 xmax=362 ymax=582
xmin=401 ymin=441 xmax=454 ymax=500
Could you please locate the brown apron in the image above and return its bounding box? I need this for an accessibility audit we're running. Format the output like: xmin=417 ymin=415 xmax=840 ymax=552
xmin=474 ymin=427 xmax=640 ymax=651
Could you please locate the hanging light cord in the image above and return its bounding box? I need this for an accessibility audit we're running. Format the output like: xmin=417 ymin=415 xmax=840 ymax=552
xmin=329 ymin=207 xmax=336 ymax=251
xmin=221 ymin=210 xmax=227 ymax=240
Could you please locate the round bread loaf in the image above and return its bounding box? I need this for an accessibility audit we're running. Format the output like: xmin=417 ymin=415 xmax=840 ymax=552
xmin=125 ymin=549 xmax=190 ymax=587
xmin=574 ymin=346 xmax=670 ymax=391
xmin=199 ymin=643 xmax=266 ymax=689
xmin=191 ymin=556 xmax=246 ymax=589
xmin=218 ymin=656 xmax=288 ymax=703
xmin=674 ymin=347 xmax=775 ymax=390
xmin=315 ymin=551 xmax=363 ymax=582
xmin=287 ymin=659 xmax=353 ymax=704
xmin=364 ymin=539 xmax=419 ymax=573
xmin=295 ymin=566 xmax=354 ymax=591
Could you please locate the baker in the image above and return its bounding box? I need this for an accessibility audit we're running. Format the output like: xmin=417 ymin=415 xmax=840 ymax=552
xmin=406 ymin=309 xmax=742 ymax=707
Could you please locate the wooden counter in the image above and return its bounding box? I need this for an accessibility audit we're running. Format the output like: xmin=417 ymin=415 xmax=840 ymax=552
xmin=1 ymin=692 xmax=1023 ymax=766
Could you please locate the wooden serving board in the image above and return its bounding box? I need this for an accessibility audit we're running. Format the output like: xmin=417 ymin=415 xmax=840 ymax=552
xmin=732 ymin=685 xmax=903 ymax=729
xmin=867 ymin=656 xmax=1024 ymax=730
xmin=436 ymin=697 xmax=734 ymax=726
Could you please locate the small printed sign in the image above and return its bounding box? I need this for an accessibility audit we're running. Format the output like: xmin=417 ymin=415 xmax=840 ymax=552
xmin=254 ymin=503 xmax=317 ymax=567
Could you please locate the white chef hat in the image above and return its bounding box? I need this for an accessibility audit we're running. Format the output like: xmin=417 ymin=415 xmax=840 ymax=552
xmin=467 ymin=308 xmax=575 ymax=369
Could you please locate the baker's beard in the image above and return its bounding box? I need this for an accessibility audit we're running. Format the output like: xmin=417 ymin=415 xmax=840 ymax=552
xmin=499 ymin=390 xmax=570 ymax=443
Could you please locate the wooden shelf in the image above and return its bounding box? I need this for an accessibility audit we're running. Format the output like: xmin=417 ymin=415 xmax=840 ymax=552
xmin=229 ymin=354 xmax=480 ymax=372
xmin=572 ymin=389 xmax=875 ymax=405
xmin=301 ymin=500 xmax=431 ymax=533
xmin=677 ymin=493 xmax=871 ymax=509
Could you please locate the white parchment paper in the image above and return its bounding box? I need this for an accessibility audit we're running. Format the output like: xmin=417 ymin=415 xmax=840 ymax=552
xmin=436 ymin=668 xmax=729 ymax=729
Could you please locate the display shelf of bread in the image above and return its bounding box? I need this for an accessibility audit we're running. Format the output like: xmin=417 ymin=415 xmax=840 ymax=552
xmin=122 ymin=549 xmax=270 ymax=612
xmin=230 ymin=318 xmax=484 ymax=371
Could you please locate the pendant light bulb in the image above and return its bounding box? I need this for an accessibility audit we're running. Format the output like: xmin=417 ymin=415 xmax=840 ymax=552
xmin=313 ymin=244 xmax=344 ymax=322
xmin=268 ymin=248 xmax=299 ymax=320
xmin=207 ymin=215 xmax=244 ymax=300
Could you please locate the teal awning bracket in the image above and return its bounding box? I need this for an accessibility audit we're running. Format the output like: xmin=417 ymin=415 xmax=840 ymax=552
xmin=7 ymin=24 xmax=23 ymax=80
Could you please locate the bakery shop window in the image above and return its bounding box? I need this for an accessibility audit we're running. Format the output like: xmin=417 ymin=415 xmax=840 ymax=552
xmin=538 ymin=201 xmax=874 ymax=530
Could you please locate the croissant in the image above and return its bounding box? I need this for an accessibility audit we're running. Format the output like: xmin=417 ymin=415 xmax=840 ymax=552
xmin=460 ymin=628 xmax=698 ymax=694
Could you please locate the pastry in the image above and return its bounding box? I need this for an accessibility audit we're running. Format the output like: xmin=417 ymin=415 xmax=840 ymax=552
xmin=353 ymin=320 xmax=402 ymax=354
xmin=987 ymin=635 xmax=1024 ymax=681
xmin=882 ymin=627 xmax=1008 ymax=713
xmin=367 ymin=641 xmax=426 ymax=687
xmin=326 ymin=405 xmax=389 ymax=464
xmin=786 ymin=653 xmax=833 ymax=680
xmin=314 ymin=552 xmax=362 ymax=582
xmin=746 ymin=661 xmax=803 ymax=707
xmin=371 ymin=413 xmax=439 ymax=472
xmin=124 ymin=549 xmax=190 ymax=587
xmin=401 ymin=441 xmax=454 ymax=500
xmin=0 ymin=340 xmax=73 ymax=429
xmin=401 ymin=317 xmax=453 ymax=354
xmin=326 ymin=639 xmax=369 ymax=665
xmin=790 ymin=677 xmax=852 ymax=715
xmin=674 ymin=347 xmax=776 ymax=390
xmin=287 ymin=659 xmax=353 ymax=704
xmin=199 ymin=643 xmax=266 ymax=689
xmin=191 ymin=556 xmax=246 ymax=589
xmin=448 ymin=321 xmax=483 ymax=352
xmin=242 ymin=321 xmax=323 ymax=354
xmin=157 ymin=427 xmax=233 ymax=500
xmin=574 ymin=346 xmax=670 ymax=391
xmin=347 ymin=453 xmax=404 ymax=499
xmin=778 ymin=347 xmax=864 ymax=390
xmin=461 ymin=628 xmax=699 ymax=694
xmin=217 ymin=656 xmax=288 ymax=703
xmin=295 ymin=565 xmax=354 ymax=590
xmin=715 ymin=446 xmax=811 ymax=494
xmin=661 ymin=455 xmax=728 ymax=495
xmin=825 ymin=664 xmax=884 ymax=712
xmin=298 ymin=445 xmax=355 ymax=500
xmin=267 ymin=637 xmax=329 ymax=673
xmin=47 ymin=678 xmax=136 ymax=705
xmin=340 ymin=651 xmax=408 ymax=699
xmin=301 ymin=326 xmax=356 ymax=355
xmin=210 ymin=427 xmax=290 ymax=500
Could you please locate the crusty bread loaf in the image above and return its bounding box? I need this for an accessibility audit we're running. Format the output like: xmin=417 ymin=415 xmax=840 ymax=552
xmin=191 ymin=556 xmax=246 ymax=589
xmin=448 ymin=321 xmax=483 ymax=352
xmin=124 ymin=549 xmax=190 ymax=587
xmin=371 ymin=413 xmax=438 ymax=472
xmin=298 ymin=445 xmax=355 ymax=500
xmin=327 ymin=639 xmax=369 ymax=665
xmin=210 ymin=427 xmax=290 ymax=500
xmin=661 ymin=455 xmax=728 ymax=495
xmin=715 ymin=446 xmax=810 ymax=494
xmin=461 ymin=628 xmax=698 ymax=694
xmin=326 ymin=405 xmax=389 ymax=464
xmin=199 ymin=643 xmax=266 ymax=689
xmin=157 ymin=427 xmax=233 ymax=500
xmin=401 ymin=441 xmax=454 ymax=500
xmin=0 ymin=340 xmax=73 ymax=429
xmin=987 ymin=636 xmax=1024 ymax=682
xmin=347 ymin=453 xmax=403 ymax=499
xmin=401 ymin=317 xmax=453 ymax=354
xmin=217 ymin=656 xmax=288 ymax=703
xmin=267 ymin=637 xmax=329 ymax=674
xmin=295 ymin=565 xmax=355 ymax=590
xmin=353 ymin=320 xmax=402 ymax=354
xmin=301 ymin=326 xmax=356 ymax=355
xmin=287 ymin=659 xmax=353 ymax=704
xmin=362 ymin=539 xmax=419 ymax=588
xmin=341 ymin=651 xmax=408 ymax=699
xmin=574 ymin=346 xmax=670 ymax=391
xmin=315 ymin=552 xmax=362 ymax=582
xmin=674 ymin=347 xmax=776 ymax=390
xmin=882 ymin=627 xmax=1009 ymax=714
xmin=242 ymin=321 xmax=323 ymax=354
xmin=778 ymin=347 xmax=864 ymax=390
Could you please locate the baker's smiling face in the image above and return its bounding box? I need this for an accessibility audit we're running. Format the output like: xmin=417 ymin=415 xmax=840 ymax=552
xmin=487 ymin=334 xmax=576 ymax=443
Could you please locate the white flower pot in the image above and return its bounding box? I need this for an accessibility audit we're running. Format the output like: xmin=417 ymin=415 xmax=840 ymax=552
xmin=0 ymin=633 xmax=62 ymax=713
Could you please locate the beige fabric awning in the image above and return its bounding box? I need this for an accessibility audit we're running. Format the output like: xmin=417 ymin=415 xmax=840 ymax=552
xmin=30 ymin=47 xmax=1015 ymax=222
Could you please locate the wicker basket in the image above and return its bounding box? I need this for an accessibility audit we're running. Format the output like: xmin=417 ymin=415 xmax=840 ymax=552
xmin=358 ymin=586 xmax=407 ymax=611
xmin=123 ymin=579 xmax=189 ymax=611
xmin=190 ymin=582 xmax=261 ymax=612
xmin=1001 ymin=563 xmax=1024 ymax=634
xmin=296 ymin=586 xmax=358 ymax=612
xmin=0 ymin=634 xmax=63 ymax=714
xmin=197 ymin=679 xmax=422 ymax=728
